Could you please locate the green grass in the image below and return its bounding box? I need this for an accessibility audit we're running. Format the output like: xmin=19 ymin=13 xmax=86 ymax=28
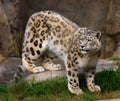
xmin=1 ymin=70 xmax=120 ymax=101
xmin=108 ymin=56 xmax=120 ymax=60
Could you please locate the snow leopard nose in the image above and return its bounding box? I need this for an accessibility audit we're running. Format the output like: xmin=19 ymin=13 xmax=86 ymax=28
xmin=81 ymin=46 xmax=84 ymax=48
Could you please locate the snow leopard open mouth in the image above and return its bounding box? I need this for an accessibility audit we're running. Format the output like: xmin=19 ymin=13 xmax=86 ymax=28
xmin=81 ymin=49 xmax=89 ymax=53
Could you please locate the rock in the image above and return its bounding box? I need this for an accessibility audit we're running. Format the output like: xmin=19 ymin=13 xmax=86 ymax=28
xmin=0 ymin=54 xmax=6 ymax=62
xmin=0 ymin=58 xmax=21 ymax=84
xmin=0 ymin=0 xmax=20 ymax=57
xmin=113 ymin=42 xmax=120 ymax=57
xmin=96 ymin=59 xmax=120 ymax=72
xmin=101 ymin=36 xmax=116 ymax=58
xmin=0 ymin=0 xmax=120 ymax=58
xmin=106 ymin=0 xmax=120 ymax=58
xmin=0 ymin=58 xmax=120 ymax=84
xmin=106 ymin=0 xmax=120 ymax=35
xmin=25 ymin=70 xmax=66 ymax=82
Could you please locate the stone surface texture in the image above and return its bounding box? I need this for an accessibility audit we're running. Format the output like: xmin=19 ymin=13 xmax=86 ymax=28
xmin=0 ymin=0 xmax=120 ymax=58
xmin=0 ymin=58 xmax=119 ymax=84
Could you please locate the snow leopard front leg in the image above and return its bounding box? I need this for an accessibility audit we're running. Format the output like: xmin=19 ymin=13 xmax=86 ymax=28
xmin=66 ymin=55 xmax=83 ymax=95
xmin=85 ymin=67 xmax=101 ymax=92
xmin=42 ymin=57 xmax=63 ymax=71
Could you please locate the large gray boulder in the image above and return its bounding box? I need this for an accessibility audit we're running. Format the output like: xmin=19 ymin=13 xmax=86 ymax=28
xmin=0 ymin=58 xmax=119 ymax=84
xmin=0 ymin=0 xmax=120 ymax=58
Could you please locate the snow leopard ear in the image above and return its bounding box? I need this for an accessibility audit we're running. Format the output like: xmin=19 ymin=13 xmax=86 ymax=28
xmin=96 ymin=31 xmax=101 ymax=40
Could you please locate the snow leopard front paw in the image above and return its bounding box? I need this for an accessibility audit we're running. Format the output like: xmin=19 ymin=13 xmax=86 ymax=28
xmin=68 ymin=84 xmax=83 ymax=95
xmin=32 ymin=66 xmax=45 ymax=73
xmin=88 ymin=84 xmax=101 ymax=92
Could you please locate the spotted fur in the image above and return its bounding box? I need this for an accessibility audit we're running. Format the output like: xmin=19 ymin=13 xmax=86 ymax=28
xmin=21 ymin=11 xmax=102 ymax=95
